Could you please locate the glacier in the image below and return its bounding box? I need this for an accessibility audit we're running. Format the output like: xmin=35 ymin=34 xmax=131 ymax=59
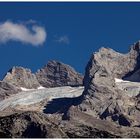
xmin=0 ymin=86 xmax=84 ymax=111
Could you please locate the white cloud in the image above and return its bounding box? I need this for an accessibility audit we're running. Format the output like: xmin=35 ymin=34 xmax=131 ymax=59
xmin=0 ymin=21 xmax=46 ymax=46
xmin=55 ymin=35 xmax=69 ymax=45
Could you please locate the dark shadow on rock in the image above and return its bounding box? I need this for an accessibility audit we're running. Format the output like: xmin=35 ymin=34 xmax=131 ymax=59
xmin=70 ymin=84 xmax=83 ymax=87
xmin=118 ymin=115 xmax=131 ymax=127
xmin=22 ymin=122 xmax=46 ymax=138
xmin=0 ymin=132 xmax=11 ymax=138
xmin=43 ymin=95 xmax=83 ymax=120
xmin=99 ymin=108 xmax=110 ymax=120
xmin=133 ymin=125 xmax=140 ymax=128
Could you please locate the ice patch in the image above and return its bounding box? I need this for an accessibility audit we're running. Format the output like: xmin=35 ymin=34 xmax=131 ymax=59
xmin=115 ymin=78 xmax=130 ymax=83
xmin=20 ymin=87 xmax=35 ymax=91
xmin=115 ymin=78 xmax=140 ymax=97
xmin=21 ymin=86 xmax=46 ymax=91
xmin=37 ymin=86 xmax=45 ymax=90
xmin=115 ymin=78 xmax=123 ymax=83
xmin=0 ymin=86 xmax=84 ymax=111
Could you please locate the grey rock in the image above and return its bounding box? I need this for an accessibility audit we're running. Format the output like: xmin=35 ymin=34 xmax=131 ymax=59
xmin=36 ymin=60 xmax=83 ymax=87
xmin=115 ymin=81 xmax=140 ymax=97
xmin=3 ymin=66 xmax=40 ymax=89
xmin=80 ymin=41 xmax=140 ymax=127
xmin=63 ymin=106 xmax=140 ymax=138
xmin=2 ymin=41 xmax=140 ymax=138
xmin=0 ymin=111 xmax=67 ymax=138
xmin=0 ymin=81 xmax=20 ymax=101
xmin=83 ymin=42 xmax=140 ymax=82
xmin=1 ymin=109 xmax=140 ymax=138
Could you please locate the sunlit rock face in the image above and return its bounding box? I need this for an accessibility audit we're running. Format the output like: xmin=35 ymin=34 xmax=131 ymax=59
xmin=79 ymin=41 xmax=140 ymax=127
xmin=0 ymin=81 xmax=20 ymax=101
xmin=3 ymin=61 xmax=83 ymax=90
xmin=3 ymin=66 xmax=40 ymax=89
xmin=36 ymin=60 xmax=83 ymax=88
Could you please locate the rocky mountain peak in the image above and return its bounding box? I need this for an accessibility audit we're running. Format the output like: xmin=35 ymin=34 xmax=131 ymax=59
xmin=36 ymin=60 xmax=83 ymax=87
xmin=3 ymin=66 xmax=40 ymax=89
xmin=83 ymin=41 xmax=140 ymax=93
xmin=2 ymin=61 xmax=83 ymax=90
xmin=1 ymin=42 xmax=140 ymax=138
xmin=85 ymin=42 xmax=140 ymax=82
xmin=98 ymin=47 xmax=120 ymax=54
xmin=79 ymin=41 xmax=140 ymax=128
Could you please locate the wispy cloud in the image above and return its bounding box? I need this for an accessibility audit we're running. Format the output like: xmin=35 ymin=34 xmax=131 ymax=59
xmin=25 ymin=19 xmax=37 ymax=25
xmin=55 ymin=35 xmax=70 ymax=45
xmin=0 ymin=21 xmax=47 ymax=46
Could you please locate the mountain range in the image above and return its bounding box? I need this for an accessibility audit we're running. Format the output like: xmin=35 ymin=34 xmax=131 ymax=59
xmin=1 ymin=41 xmax=140 ymax=138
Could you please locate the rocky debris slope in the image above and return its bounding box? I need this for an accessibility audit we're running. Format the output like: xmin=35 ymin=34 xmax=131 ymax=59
xmin=0 ymin=111 xmax=67 ymax=138
xmin=1 ymin=109 xmax=140 ymax=138
xmin=0 ymin=111 xmax=125 ymax=138
xmin=63 ymin=106 xmax=140 ymax=138
xmin=3 ymin=66 xmax=40 ymax=89
xmin=79 ymin=41 xmax=140 ymax=127
xmin=36 ymin=60 xmax=83 ymax=87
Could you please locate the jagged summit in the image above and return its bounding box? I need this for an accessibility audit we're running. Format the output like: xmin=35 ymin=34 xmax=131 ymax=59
xmin=36 ymin=60 xmax=83 ymax=87
xmin=3 ymin=66 xmax=40 ymax=89
xmin=43 ymin=60 xmax=77 ymax=71
xmin=86 ymin=41 xmax=140 ymax=81
xmin=98 ymin=47 xmax=123 ymax=56
xmin=2 ymin=60 xmax=83 ymax=90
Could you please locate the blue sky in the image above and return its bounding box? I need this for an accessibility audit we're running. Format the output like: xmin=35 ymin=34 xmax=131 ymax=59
xmin=0 ymin=2 xmax=140 ymax=79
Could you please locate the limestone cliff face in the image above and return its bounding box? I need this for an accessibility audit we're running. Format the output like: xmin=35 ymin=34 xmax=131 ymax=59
xmin=36 ymin=60 xmax=83 ymax=88
xmin=83 ymin=42 xmax=140 ymax=84
xmin=79 ymin=41 xmax=140 ymax=127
